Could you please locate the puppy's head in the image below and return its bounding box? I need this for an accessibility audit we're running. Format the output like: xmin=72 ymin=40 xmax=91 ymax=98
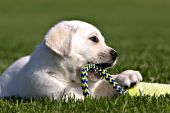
xmin=45 ymin=20 xmax=117 ymax=68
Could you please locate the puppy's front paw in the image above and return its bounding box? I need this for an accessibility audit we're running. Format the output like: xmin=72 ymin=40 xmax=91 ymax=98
xmin=115 ymin=70 xmax=143 ymax=88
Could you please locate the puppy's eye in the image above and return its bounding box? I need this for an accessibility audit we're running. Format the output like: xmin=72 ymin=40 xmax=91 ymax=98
xmin=89 ymin=36 xmax=98 ymax=43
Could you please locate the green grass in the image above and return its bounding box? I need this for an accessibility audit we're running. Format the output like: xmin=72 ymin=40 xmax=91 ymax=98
xmin=0 ymin=96 xmax=170 ymax=113
xmin=0 ymin=0 xmax=170 ymax=112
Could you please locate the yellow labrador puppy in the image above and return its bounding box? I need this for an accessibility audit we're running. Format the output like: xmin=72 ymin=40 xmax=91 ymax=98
xmin=0 ymin=20 xmax=142 ymax=99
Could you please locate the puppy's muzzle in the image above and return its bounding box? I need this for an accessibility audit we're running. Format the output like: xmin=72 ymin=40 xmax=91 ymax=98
xmin=96 ymin=50 xmax=117 ymax=69
xmin=110 ymin=49 xmax=117 ymax=61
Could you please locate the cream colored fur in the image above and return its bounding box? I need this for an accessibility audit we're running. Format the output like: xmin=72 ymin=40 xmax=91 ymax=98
xmin=0 ymin=20 xmax=142 ymax=100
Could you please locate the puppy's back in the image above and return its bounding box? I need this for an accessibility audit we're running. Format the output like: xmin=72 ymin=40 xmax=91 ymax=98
xmin=0 ymin=56 xmax=30 ymax=97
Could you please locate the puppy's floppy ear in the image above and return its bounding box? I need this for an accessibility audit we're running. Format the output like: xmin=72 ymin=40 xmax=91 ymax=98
xmin=45 ymin=21 xmax=77 ymax=56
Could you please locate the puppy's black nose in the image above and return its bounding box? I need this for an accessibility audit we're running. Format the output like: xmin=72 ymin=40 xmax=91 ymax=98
xmin=110 ymin=49 xmax=117 ymax=60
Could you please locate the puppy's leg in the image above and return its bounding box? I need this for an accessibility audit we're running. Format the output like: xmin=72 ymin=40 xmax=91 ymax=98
xmin=113 ymin=70 xmax=143 ymax=88
xmin=64 ymin=88 xmax=84 ymax=100
xmin=92 ymin=70 xmax=142 ymax=97
xmin=92 ymin=79 xmax=117 ymax=98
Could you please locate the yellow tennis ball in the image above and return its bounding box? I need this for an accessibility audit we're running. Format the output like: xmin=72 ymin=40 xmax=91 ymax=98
xmin=126 ymin=82 xmax=170 ymax=96
xmin=126 ymin=85 xmax=142 ymax=96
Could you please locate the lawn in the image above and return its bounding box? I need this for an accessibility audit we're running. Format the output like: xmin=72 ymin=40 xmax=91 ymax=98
xmin=0 ymin=0 xmax=170 ymax=112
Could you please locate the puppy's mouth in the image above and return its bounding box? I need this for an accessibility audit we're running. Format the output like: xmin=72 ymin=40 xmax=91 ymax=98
xmin=96 ymin=63 xmax=112 ymax=69
xmin=87 ymin=62 xmax=113 ymax=69
xmin=86 ymin=63 xmax=113 ymax=82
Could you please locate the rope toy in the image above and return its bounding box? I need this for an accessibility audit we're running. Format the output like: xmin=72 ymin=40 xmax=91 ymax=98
xmin=81 ymin=64 xmax=127 ymax=97
xmin=81 ymin=64 xmax=170 ymax=97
